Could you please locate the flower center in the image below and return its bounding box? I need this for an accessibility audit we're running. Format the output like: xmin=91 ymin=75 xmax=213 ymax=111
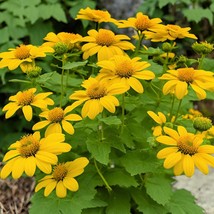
xmin=135 ymin=15 xmax=150 ymax=31
xmin=48 ymin=107 xmax=64 ymax=123
xmin=177 ymin=135 xmax=198 ymax=156
xmin=17 ymin=90 xmax=34 ymax=106
xmin=115 ymin=59 xmax=134 ymax=78
xmin=19 ymin=135 xmax=40 ymax=157
xmin=96 ymin=29 xmax=115 ymax=46
xmin=87 ymin=83 xmax=107 ymax=99
xmin=14 ymin=45 xmax=31 ymax=60
xmin=177 ymin=68 xmax=195 ymax=83
xmin=53 ymin=164 xmax=68 ymax=181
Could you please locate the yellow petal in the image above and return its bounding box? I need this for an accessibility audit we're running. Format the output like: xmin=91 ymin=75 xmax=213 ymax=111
xmin=175 ymin=81 xmax=187 ymax=99
xmin=44 ymin=180 xmax=57 ymax=197
xmin=100 ymin=97 xmax=116 ymax=113
xmin=56 ymin=181 xmax=67 ymax=198
xmin=173 ymin=156 xmax=184 ymax=176
xmin=25 ymin=156 xmax=36 ymax=176
xmin=0 ymin=158 xmax=17 ymax=179
xmin=157 ymin=147 xmax=178 ymax=159
xmin=22 ymin=105 xmax=33 ymax=121
xmin=162 ymin=80 xmax=177 ymax=95
xmin=12 ymin=157 xmax=25 ymax=179
xmin=3 ymin=150 xmax=20 ymax=162
xmin=36 ymin=159 xmax=52 ymax=174
xmin=35 ymin=179 xmax=53 ymax=192
xmin=192 ymin=154 xmax=209 ymax=175
xmin=164 ymin=152 xmax=182 ymax=169
xmin=163 ymin=127 xmax=179 ymax=140
xmin=156 ymin=136 xmax=177 ymax=145
xmin=177 ymin=126 xmax=187 ymax=136
xmin=147 ymin=111 xmax=162 ymax=124
xmin=183 ymin=155 xmax=195 ymax=177
xmin=63 ymin=177 xmax=79 ymax=192
xmin=190 ymin=83 xmax=206 ymax=100
xmin=198 ymin=145 xmax=214 ymax=153
xmin=45 ymin=123 xmax=62 ymax=136
xmin=127 ymin=77 xmax=143 ymax=93
xmin=35 ymin=151 xmax=58 ymax=164
xmin=61 ymin=120 xmax=74 ymax=135
xmin=64 ymin=114 xmax=82 ymax=121
xmin=32 ymin=120 xmax=50 ymax=130
xmin=5 ymin=105 xmax=21 ymax=119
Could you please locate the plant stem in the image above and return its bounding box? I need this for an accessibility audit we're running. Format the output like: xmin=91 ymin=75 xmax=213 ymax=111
xmin=94 ymin=159 xmax=112 ymax=192
xmin=169 ymin=95 xmax=175 ymax=120
xmin=120 ymin=93 xmax=125 ymax=134
xmin=134 ymin=32 xmax=143 ymax=56
xmin=198 ymin=54 xmax=205 ymax=69
xmin=173 ymin=99 xmax=182 ymax=123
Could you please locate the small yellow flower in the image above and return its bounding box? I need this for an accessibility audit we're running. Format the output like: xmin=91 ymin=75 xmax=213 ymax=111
xmin=159 ymin=67 xmax=214 ymax=100
xmin=0 ymin=44 xmax=54 ymax=72
xmin=75 ymin=7 xmax=117 ymax=24
xmin=2 ymin=88 xmax=54 ymax=121
xmin=147 ymin=111 xmax=166 ymax=136
xmin=97 ymin=55 xmax=155 ymax=93
xmin=81 ymin=29 xmax=135 ymax=61
xmin=156 ymin=126 xmax=214 ymax=177
xmin=43 ymin=32 xmax=82 ymax=53
xmin=0 ymin=132 xmax=71 ymax=179
xmin=183 ymin=108 xmax=202 ymax=120
xmin=69 ymin=77 xmax=127 ymax=119
xmin=32 ymin=106 xmax=82 ymax=136
xmin=117 ymin=12 xmax=162 ymax=33
xmin=35 ymin=157 xmax=89 ymax=198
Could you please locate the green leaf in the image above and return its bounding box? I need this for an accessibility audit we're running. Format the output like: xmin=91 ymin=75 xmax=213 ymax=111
xmin=130 ymin=187 xmax=167 ymax=214
xmin=183 ymin=8 xmax=213 ymax=24
xmin=166 ymin=189 xmax=204 ymax=214
xmin=86 ymin=135 xmax=111 ymax=165
xmin=24 ymin=6 xmax=39 ymax=24
xmin=158 ymin=0 xmax=178 ymax=8
xmin=0 ymin=27 xmax=9 ymax=44
xmin=120 ymin=151 xmax=161 ymax=176
xmin=200 ymin=58 xmax=214 ymax=71
xmin=99 ymin=116 xmax=121 ymax=126
xmin=104 ymin=169 xmax=138 ymax=188
xmin=106 ymin=187 xmax=131 ymax=214
xmin=145 ymin=173 xmax=173 ymax=205
xmin=62 ymin=61 xmax=88 ymax=70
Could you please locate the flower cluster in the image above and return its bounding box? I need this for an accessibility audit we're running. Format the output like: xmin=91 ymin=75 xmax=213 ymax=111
xmin=0 ymin=7 xmax=214 ymax=206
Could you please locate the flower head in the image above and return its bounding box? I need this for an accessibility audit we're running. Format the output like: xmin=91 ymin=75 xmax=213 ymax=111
xmin=159 ymin=67 xmax=214 ymax=100
xmin=117 ymin=12 xmax=162 ymax=33
xmin=2 ymin=88 xmax=54 ymax=121
xmin=97 ymin=55 xmax=155 ymax=93
xmin=193 ymin=116 xmax=212 ymax=132
xmin=76 ymin=7 xmax=117 ymax=24
xmin=192 ymin=41 xmax=214 ymax=55
xmin=147 ymin=111 xmax=167 ymax=136
xmin=32 ymin=106 xmax=82 ymax=136
xmin=0 ymin=44 xmax=54 ymax=72
xmin=35 ymin=157 xmax=89 ymax=198
xmin=69 ymin=77 xmax=127 ymax=119
xmin=43 ymin=32 xmax=82 ymax=54
xmin=156 ymin=126 xmax=214 ymax=177
xmin=81 ymin=29 xmax=135 ymax=61
xmin=0 ymin=132 xmax=71 ymax=179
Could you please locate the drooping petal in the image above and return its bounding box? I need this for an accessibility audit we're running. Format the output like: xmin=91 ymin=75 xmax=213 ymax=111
xmin=127 ymin=77 xmax=143 ymax=93
xmin=3 ymin=150 xmax=20 ymax=162
xmin=22 ymin=105 xmax=33 ymax=121
xmin=32 ymin=120 xmax=50 ymax=130
xmin=183 ymin=155 xmax=195 ymax=177
xmin=35 ymin=151 xmax=58 ymax=164
xmin=198 ymin=145 xmax=214 ymax=153
xmin=147 ymin=111 xmax=162 ymax=124
xmin=175 ymin=81 xmax=188 ymax=99
xmin=12 ymin=157 xmax=25 ymax=179
xmin=100 ymin=97 xmax=116 ymax=113
xmin=36 ymin=159 xmax=52 ymax=174
xmin=177 ymin=126 xmax=187 ymax=136
xmin=44 ymin=180 xmax=57 ymax=197
xmin=45 ymin=123 xmax=62 ymax=136
xmin=35 ymin=179 xmax=53 ymax=192
xmin=163 ymin=127 xmax=179 ymax=140
xmin=192 ymin=154 xmax=209 ymax=175
xmin=56 ymin=181 xmax=67 ymax=198
xmin=63 ymin=177 xmax=79 ymax=192
xmin=61 ymin=120 xmax=74 ymax=135
xmin=157 ymin=147 xmax=178 ymax=159
xmin=163 ymin=152 xmax=182 ymax=169
xmin=25 ymin=156 xmax=36 ymax=176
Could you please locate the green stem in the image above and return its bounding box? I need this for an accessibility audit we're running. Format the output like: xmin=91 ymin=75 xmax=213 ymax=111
xmin=94 ymin=159 xmax=112 ymax=192
xmin=134 ymin=32 xmax=144 ymax=56
xmin=173 ymin=99 xmax=183 ymax=124
xmin=60 ymin=59 xmax=66 ymax=107
xmin=169 ymin=95 xmax=175 ymax=120
xmin=198 ymin=54 xmax=205 ymax=69
xmin=120 ymin=93 xmax=125 ymax=134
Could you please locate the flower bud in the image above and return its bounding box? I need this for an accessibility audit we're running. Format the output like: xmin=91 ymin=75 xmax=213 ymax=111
xmin=26 ymin=66 xmax=42 ymax=78
xmin=162 ymin=42 xmax=172 ymax=52
xmin=192 ymin=41 xmax=214 ymax=55
xmin=193 ymin=117 xmax=212 ymax=131
xmin=53 ymin=42 xmax=69 ymax=55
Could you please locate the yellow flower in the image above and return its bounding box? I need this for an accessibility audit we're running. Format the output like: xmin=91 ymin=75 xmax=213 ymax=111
xmin=2 ymin=88 xmax=54 ymax=121
xmin=97 ymin=55 xmax=155 ymax=93
xmin=81 ymin=29 xmax=135 ymax=61
xmin=0 ymin=132 xmax=71 ymax=179
xmin=35 ymin=157 xmax=89 ymax=198
xmin=147 ymin=111 xmax=166 ymax=136
xmin=202 ymin=126 xmax=214 ymax=139
xmin=117 ymin=12 xmax=162 ymax=33
xmin=0 ymin=44 xmax=54 ymax=72
xmin=32 ymin=106 xmax=82 ymax=136
xmin=69 ymin=77 xmax=127 ymax=119
xmin=144 ymin=24 xmax=197 ymax=42
xmin=156 ymin=126 xmax=214 ymax=177
xmin=159 ymin=67 xmax=214 ymax=100
xmin=183 ymin=108 xmax=202 ymax=120
xmin=43 ymin=32 xmax=82 ymax=52
xmin=75 ymin=7 xmax=117 ymax=24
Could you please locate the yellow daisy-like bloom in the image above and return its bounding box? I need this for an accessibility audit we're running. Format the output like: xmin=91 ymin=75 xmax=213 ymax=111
xmin=144 ymin=24 xmax=197 ymax=42
xmin=156 ymin=126 xmax=214 ymax=177
xmin=81 ymin=29 xmax=135 ymax=61
xmin=43 ymin=32 xmax=82 ymax=51
xmin=0 ymin=132 xmax=71 ymax=179
xmin=2 ymin=88 xmax=54 ymax=121
xmin=32 ymin=106 xmax=82 ymax=136
xmin=0 ymin=44 xmax=54 ymax=72
xmin=117 ymin=12 xmax=162 ymax=33
xmin=147 ymin=111 xmax=166 ymax=136
xmin=97 ymin=55 xmax=155 ymax=93
xmin=69 ymin=77 xmax=127 ymax=119
xmin=75 ymin=7 xmax=117 ymax=24
xmin=159 ymin=67 xmax=214 ymax=100
xmin=35 ymin=157 xmax=89 ymax=198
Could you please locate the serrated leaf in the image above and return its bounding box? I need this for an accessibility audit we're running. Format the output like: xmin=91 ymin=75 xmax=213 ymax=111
xmin=104 ymin=169 xmax=138 ymax=187
xmin=0 ymin=27 xmax=9 ymax=44
xmin=99 ymin=116 xmax=121 ymax=126
xmin=24 ymin=6 xmax=39 ymax=24
xmin=106 ymin=187 xmax=131 ymax=214
xmin=62 ymin=61 xmax=88 ymax=69
xmin=183 ymin=8 xmax=213 ymax=24
xmin=145 ymin=173 xmax=173 ymax=205
xmin=166 ymin=189 xmax=204 ymax=214
xmin=120 ymin=151 xmax=161 ymax=176
xmin=120 ymin=126 xmax=135 ymax=149
xmin=86 ymin=137 xmax=111 ymax=165
xmin=130 ymin=188 xmax=167 ymax=214
xmin=158 ymin=0 xmax=178 ymax=8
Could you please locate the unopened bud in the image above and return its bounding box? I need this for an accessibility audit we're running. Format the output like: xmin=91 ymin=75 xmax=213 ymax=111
xmin=53 ymin=42 xmax=69 ymax=55
xmin=193 ymin=117 xmax=212 ymax=131
xmin=162 ymin=42 xmax=172 ymax=52
xmin=26 ymin=66 xmax=42 ymax=78
xmin=192 ymin=41 xmax=214 ymax=55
